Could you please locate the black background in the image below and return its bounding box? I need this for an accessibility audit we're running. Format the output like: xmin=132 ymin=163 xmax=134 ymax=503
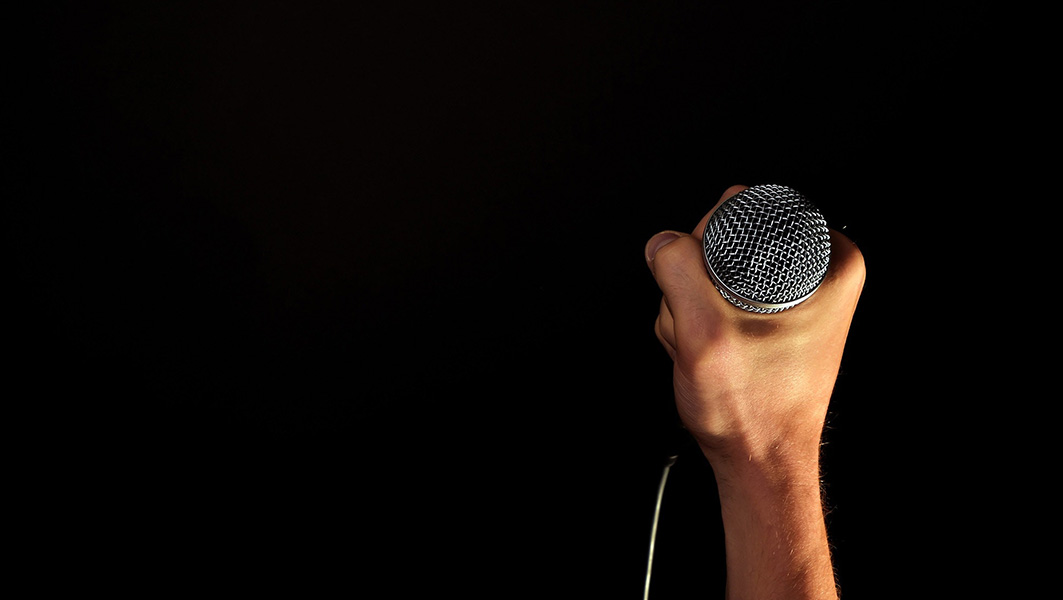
xmin=13 ymin=1 xmax=1039 ymax=597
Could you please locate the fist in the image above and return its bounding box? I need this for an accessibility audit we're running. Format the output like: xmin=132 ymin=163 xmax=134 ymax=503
xmin=645 ymin=185 xmax=866 ymax=467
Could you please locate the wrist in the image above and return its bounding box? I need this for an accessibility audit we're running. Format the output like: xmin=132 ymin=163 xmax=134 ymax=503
xmin=696 ymin=427 xmax=824 ymax=491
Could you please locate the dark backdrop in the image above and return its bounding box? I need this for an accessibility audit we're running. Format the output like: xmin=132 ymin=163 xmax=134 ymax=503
xmin=13 ymin=1 xmax=1031 ymax=598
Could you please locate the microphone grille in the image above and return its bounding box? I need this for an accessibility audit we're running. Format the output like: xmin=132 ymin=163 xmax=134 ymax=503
xmin=702 ymin=184 xmax=831 ymax=313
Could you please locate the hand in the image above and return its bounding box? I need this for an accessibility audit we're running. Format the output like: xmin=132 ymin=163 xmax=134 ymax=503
xmin=645 ymin=185 xmax=865 ymax=474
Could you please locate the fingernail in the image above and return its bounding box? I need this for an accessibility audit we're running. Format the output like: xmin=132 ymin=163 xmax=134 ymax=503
xmin=645 ymin=231 xmax=682 ymax=263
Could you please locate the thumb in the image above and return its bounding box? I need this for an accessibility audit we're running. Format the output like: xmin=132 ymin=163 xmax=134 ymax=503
xmin=644 ymin=230 xmax=684 ymax=277
xmin=645 ymin=231 xmax=724 ymax=339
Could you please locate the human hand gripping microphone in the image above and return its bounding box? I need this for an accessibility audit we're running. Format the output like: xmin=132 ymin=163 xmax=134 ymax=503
xmin=643 ymin=184 xmax=865 ymax=600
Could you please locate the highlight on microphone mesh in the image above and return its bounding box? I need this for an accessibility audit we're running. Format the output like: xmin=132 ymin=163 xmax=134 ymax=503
xmin=702 ymin=184 xmax=831 ymax=313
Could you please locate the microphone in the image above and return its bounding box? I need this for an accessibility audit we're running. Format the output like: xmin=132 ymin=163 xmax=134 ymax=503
xmin=702 ymin=184 xmax=831 ymax=313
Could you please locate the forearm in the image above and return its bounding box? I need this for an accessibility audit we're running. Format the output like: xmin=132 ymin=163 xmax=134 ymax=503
xmin=706 ymin=438 xmax=837 ymax=600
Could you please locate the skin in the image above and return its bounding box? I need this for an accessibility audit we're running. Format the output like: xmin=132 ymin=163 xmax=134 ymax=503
xmin=645 ymin=185 xmax=866 ymax=599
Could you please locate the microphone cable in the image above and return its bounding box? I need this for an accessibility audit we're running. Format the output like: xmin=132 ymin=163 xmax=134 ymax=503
xmin=643 ymin=454 xmax=679 ymax=600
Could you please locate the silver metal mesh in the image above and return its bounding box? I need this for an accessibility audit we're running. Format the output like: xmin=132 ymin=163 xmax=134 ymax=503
xmin=702 ymin=184 xmax=831 ymax=313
